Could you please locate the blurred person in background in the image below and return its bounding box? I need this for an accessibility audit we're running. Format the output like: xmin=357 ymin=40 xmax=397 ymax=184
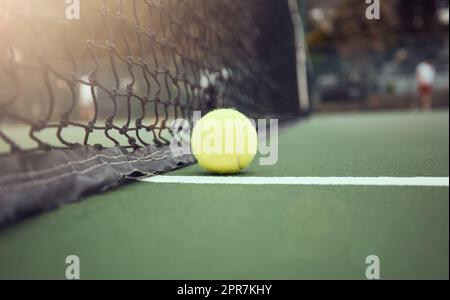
xmin=78 ymin=74 xmax=97 ymax=121
xmin=415 ymin=59 xmax=436 ymax=110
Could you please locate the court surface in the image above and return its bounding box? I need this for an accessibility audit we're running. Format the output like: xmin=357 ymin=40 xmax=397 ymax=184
xmin=0 ymin=110 xmax=448 ymax=279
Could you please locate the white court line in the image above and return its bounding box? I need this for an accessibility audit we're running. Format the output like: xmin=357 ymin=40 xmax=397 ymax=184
xmin=140 ymin=176 xmax=449 ymax=187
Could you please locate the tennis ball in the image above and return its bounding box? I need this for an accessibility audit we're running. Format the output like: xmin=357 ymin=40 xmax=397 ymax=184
xmin=191 ymin=109 xmax=258 ymax=174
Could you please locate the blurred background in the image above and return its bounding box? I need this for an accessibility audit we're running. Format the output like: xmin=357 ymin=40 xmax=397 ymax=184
xmin=0 ymin=0 xmax=448 ymax=153
xmin=304 ymin=0 xmax=449 ymax=112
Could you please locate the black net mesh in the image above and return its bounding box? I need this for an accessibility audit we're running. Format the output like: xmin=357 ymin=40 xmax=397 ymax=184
xmin=0 ymin=0 xmax=306 ymax=226
xmin=0 ymin=0 xmax=302 ymax=155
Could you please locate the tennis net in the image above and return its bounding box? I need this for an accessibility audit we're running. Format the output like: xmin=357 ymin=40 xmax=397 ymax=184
xmin=0 ymin=0 xmax=308 ymax=225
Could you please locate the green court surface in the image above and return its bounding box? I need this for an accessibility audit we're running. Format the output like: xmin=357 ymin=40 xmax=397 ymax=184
xmin=0 ymin=111 xmax=448 ymax=279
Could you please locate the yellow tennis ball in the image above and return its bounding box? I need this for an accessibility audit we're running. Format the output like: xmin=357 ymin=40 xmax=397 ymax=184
xmin=191 ymin=109 xmax=258 ymax=174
